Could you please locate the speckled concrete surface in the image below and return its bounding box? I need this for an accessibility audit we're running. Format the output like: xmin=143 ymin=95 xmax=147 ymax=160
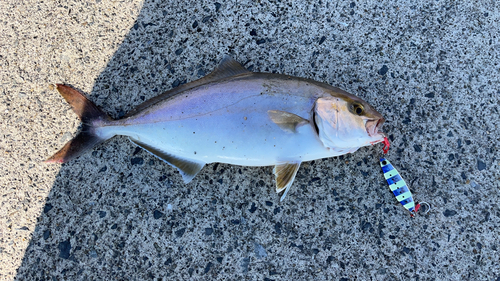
xmin=1 ymin=0 xmax=499 ymax=280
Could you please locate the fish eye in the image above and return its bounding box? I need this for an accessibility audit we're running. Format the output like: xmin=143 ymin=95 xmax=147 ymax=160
xmin=352 ymin=103 xmax=364 ymax=115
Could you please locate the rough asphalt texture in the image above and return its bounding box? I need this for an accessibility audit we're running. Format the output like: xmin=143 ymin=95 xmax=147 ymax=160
xmin=1 ymin=0 xmax=499 ymax=280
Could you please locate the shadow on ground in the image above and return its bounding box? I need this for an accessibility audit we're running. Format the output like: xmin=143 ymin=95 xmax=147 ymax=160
xmin=16 ymin=1 xmax=348 ymax=279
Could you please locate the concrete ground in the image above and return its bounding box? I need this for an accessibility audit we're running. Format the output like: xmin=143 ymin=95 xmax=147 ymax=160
xmin=1 ymin=0 xmax=499 ymax=280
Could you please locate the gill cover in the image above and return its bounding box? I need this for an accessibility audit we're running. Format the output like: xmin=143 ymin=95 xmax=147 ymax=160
xmin=314 ymin=97 xmax=369 ymax=151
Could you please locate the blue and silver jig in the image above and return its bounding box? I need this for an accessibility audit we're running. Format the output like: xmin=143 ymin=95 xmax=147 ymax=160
xmin=379 ymin=158 xmax=429 ymax=217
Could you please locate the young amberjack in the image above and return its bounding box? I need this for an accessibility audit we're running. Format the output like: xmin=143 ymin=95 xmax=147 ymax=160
xmin=46 ymin=56 xmax=387 ymax=200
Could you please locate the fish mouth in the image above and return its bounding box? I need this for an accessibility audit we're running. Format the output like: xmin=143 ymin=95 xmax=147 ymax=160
xmin=366 ymin=118 xmax=385 ymax=138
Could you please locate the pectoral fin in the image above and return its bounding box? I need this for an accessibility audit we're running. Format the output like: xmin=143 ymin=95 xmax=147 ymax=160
xmin=268 ymin=110 xmax=309 ymax=133
xmin=130 ymin=138 xmax=205 ymax=184
xmin=273 ymin=162 xmax=301 ymax=201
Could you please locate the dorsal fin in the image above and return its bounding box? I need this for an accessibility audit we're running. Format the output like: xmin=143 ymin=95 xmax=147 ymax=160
xmin=209 ymin=55 xmax=250 ymax=78
xmin=124 ymin=56 xmax=250 ymax=118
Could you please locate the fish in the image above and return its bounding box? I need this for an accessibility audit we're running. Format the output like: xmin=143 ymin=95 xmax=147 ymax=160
xmin=46 ymin=56 xmax=387 ymax=200
xmin=379 ymin=158 xmax=421 ymax=216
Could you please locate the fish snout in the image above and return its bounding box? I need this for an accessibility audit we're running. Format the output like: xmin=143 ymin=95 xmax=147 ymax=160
xmin=366 ymin=117 xmax=385 ymax=138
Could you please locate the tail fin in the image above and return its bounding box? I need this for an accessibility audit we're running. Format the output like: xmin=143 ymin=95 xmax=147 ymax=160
xmin=45 ymin=84 xmax=114 ymax=163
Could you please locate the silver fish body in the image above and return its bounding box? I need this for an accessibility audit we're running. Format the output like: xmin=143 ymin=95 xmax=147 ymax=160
xmin=103 ymin=73 xmax=360 ymax=165
xmin=47 ymin=56 xmax=387 ymax=200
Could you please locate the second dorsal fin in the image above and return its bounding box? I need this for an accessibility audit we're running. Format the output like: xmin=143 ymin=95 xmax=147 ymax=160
xmin=124 ymin=56 xmax=249 ymax=118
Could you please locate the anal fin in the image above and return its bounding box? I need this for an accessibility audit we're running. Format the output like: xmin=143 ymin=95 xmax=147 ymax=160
xmin=130 ymin=138 xmax=205 ymax=184
xmin=273 ymin=162 xmax=301 ymax=201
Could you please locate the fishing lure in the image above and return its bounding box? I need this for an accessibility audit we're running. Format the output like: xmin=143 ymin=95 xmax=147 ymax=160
xmin=380 ymin=158 xmax=428 ymax=217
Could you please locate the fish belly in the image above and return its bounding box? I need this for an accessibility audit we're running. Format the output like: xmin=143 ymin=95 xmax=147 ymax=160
xmin=101 ymin=111 xmax=339 ymax=166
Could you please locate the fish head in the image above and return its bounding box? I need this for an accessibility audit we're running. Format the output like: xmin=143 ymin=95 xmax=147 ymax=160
xmin=314 ymin=93 xmax=386 ymax=151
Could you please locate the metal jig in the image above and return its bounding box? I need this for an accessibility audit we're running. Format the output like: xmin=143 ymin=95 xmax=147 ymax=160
xmin=379 ymin=158 xmax=428 ymax=217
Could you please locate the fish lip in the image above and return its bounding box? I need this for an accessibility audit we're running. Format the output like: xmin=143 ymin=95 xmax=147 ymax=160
xmin=366 ymin=118 xmax=385 ymax=137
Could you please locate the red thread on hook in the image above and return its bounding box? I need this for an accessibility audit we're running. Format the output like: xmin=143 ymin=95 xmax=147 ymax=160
xmin=382 ymin=137 xmax=390 ymax=154
xmin=410 ymin=203 xmax=421 ymax=217
xmin=414 ymin=203 xmax=421 ymax=213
